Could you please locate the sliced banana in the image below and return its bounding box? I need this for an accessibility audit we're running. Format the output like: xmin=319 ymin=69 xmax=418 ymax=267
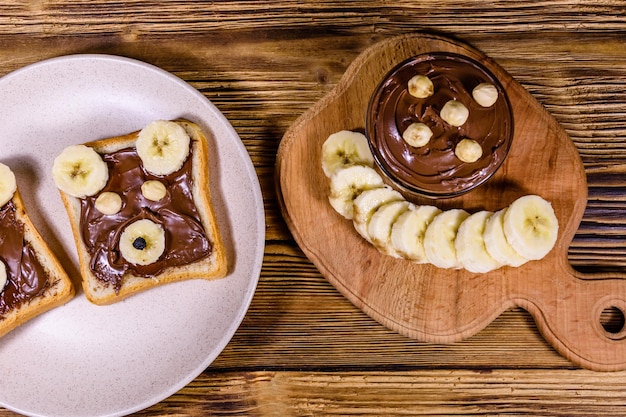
xmin=0 ymin=260 xmax=7 ymax=294
xmin=424 ymin=209 xmax=470 ymax=269
xmin=52 ymin=145 xmax=109 ymax=198
xmin=367 ymin=200 xmax=410 ymax=258
xmin=391 ymin=204 xmax=442 ymax=264
xmin=0 ymin=163 xmax=17 ymax=207
xmin=119 ymin=219 xmax=166 ymax=266
xmin=353 ymin=186 xmax=404 ymax=241
xmin=95 ymin=192 xmax=123 ymax=215
xmin=328 ymin=165 xmax=384 ymax=220
xmin=503 ymin=195 xmax=559 ymax=260
xmin=321 ymin=130 xmax=374 ymax=178
xmin=455 ymin=211 xmax=503 ymax=273
xmin=320 ymin=129 xmax=559 ymax=271
xmin=136 ymin=120 xmax=191 ymax=176
xmin=483 ymin=209 xmax=528 ymax=267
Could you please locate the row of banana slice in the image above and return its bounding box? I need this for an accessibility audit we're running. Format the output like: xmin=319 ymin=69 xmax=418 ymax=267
xmin=321 ymin=130 xmax=559 ymax=273
xmin=52 ymin=120 xmax=191 ymax=199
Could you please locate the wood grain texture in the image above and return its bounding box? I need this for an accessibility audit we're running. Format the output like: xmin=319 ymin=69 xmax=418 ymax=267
xmin=1 ymin=0 xmax=626 ymax=415
xmin=135 ymin=369 xmax=626 ymax=416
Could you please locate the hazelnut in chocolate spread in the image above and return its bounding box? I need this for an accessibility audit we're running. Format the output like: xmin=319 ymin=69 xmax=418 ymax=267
xmin=366 ymin=52 xmax=513 ymax=198
xmin=0 ymin=201 xmax=52 ymax=317
xmin=81 ymin=147 xmax=211 ymax=292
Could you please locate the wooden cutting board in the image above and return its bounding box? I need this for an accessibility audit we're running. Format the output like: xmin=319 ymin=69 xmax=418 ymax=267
xmin=275 ymin=33 xmax=626 ymax=371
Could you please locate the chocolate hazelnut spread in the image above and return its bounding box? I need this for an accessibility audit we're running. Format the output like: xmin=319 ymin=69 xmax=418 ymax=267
xmin=80 ymin=147 xmax=211 ymax=292
xmin=0 ymin=201 xmax=52 ymax=317
xmin=366 ymin=52 xmax=513 ymax=198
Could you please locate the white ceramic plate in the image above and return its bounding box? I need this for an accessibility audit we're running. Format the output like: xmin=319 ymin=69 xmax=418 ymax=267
xmin=0 ymin=55 xmax=264 ymax=417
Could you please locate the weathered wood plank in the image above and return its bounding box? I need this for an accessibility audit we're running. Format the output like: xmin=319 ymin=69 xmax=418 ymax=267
xmin=137 ymin=369 xmax=626 ymax=416
xmin=2 ymin=0 xmax=626 ymax=415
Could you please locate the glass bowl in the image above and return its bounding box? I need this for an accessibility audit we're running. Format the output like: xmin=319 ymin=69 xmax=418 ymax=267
xmin=365 ymin=52 xmax=513 ymax=199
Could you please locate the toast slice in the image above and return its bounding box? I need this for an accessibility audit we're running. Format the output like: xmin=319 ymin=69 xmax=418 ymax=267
xmin=0 ymin=188 xmax=75 ymax=339
xmin=56 ymin=119 xmax=227 ymax=305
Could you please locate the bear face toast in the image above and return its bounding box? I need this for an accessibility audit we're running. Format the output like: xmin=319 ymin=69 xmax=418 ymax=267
xmin=52 ymin=119 xmax=227 ymax=305
xmin=0 ymin=163 xmax=74 ymax=338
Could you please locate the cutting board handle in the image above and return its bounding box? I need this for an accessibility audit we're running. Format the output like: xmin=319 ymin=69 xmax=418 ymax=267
xmin=522 ymin=261 xmax=626 ymax=371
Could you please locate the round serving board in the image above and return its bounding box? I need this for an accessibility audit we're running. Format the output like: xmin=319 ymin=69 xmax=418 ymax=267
xmin=276 ymin=33 xmax=626 ymax=371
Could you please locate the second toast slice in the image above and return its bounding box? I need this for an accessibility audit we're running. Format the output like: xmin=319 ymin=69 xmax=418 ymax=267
xmin=0 ymin=164 xmax=74 ymax=338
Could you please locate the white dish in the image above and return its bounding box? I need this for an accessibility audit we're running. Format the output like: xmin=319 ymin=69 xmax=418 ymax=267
xmin=0 ymin=55 xmax=264 ymax=417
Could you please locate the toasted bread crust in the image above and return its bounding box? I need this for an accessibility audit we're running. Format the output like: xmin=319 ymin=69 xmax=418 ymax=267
xmin=58 ymin=119 xmax=227 ymax=305
xmin=0 ymin=190 xmax=75 ymax=338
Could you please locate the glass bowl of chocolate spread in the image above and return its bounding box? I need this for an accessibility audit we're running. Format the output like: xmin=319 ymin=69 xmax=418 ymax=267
xmin=366 ymin=52 xmax=513 ymax=199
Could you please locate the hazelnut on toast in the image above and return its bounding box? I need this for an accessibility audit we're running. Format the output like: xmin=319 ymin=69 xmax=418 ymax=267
xmin=53 ymin=119 xmax=227 ymax=305
xmin=0 ymin=164 xmax=74 ymax=338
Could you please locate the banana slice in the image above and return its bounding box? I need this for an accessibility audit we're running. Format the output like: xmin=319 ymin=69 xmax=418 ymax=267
xmin=424 ymin=209 xmax=470 ymax=269
xmin=455 ymin=211 xmax=503 ymax=273
xmin=119 ymin=219 xmax=166 ymax=266
xmin=52 ymin=145 xmax=109 ymax=198
xmin=353 ymin=186 xmax=404 ymax=241
xmin=367 ymin=200 xmax=410 ymax=258
xmin=0 ymin=163 xmax=17 ymax=207
xmin=483 ymin=209 xmax=528 ymax=267
xmin=391 ymin=204 xmax=442 ymax=263
xmin=321 ymin=130 xmax=374 ymax=177
xmin=328 ymin=165 xmax=384 ymax=219
xmin=503 ymin=195 xmax=559 ymax=260
xmin=136 ymin=120 xmax=191 ymax=176
xmin=0 ymin=260 xmax=7 ymax=294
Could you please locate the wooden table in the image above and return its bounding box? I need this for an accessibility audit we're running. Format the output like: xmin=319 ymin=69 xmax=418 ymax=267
xmin=2 ymin=1 xmax=626 ymax=415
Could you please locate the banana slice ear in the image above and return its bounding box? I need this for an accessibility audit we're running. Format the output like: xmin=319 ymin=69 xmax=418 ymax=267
xmin=136 ymin=120 xmax=191 ymax=176
xmin=52 ymin=145 xmax=109 ymax=198
xmin=0 ymin=163 xmax=17 ymax=206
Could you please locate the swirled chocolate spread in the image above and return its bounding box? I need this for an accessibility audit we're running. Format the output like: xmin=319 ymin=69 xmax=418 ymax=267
xmin=80 ymin=148 xmax=211 ymax=292
xmin=0 ymin=201 xmax=52 ymax=317
xmin=366 ymin=53 xmax=513 ymax=198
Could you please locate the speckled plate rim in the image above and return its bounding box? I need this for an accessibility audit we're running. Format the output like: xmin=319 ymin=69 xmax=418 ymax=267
xmin=0 ymin=54 xmax=264 ymax=417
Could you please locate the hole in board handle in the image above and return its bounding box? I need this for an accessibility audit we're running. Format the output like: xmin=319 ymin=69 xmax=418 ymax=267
xmin=600 ymin=305 xmax=626 ymax=340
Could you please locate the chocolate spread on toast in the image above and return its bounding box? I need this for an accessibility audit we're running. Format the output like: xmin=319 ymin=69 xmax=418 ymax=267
xmin=0 ymin=201 xmax=52 ymax=317
xmin=80 ymin=147 xmax=211 ymax=292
